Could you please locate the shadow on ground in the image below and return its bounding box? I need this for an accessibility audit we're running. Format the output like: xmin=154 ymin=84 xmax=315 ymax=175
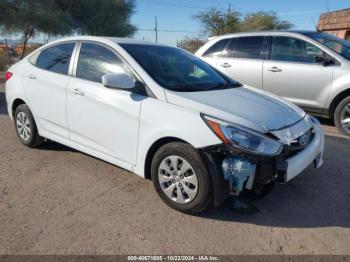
xmin=201 ymin=135 xmax=350 ymax=228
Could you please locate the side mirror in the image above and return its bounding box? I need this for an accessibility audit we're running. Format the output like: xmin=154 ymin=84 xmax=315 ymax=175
xmin=323 ymin=57 xmax=335 ymax=67
xmin=102 ymin=73 xmax=135 ymax=90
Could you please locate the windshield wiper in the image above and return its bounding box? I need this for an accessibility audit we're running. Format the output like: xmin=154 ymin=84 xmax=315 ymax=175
xmin=210 ymin=82 xmax=242 ymax=90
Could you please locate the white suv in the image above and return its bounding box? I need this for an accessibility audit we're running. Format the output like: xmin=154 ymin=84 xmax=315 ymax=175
xmin=196 ymin=31 xmax=350 ymax=135
xmin=5 ymin=36 xmax=324 ymax=213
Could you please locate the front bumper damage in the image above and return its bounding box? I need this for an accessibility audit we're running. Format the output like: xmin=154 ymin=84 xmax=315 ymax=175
xmin=201 ymin=116 xmax=325 ymax=206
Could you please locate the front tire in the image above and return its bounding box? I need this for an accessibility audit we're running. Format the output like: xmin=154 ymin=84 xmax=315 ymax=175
xmin=151 ymin=142 xmax=212 ymax=214
xmin=334 ymin=96 xmax=350 ymax=136
xmin=14 ymin=104 xmax=44 ymax=148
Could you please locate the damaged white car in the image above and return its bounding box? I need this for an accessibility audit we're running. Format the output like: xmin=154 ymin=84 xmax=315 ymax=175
xmin=5 ymin=36 xmax=324 ymax=214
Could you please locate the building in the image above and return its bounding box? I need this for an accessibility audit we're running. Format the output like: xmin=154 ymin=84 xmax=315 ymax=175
xmin=318 ymin=8 xmax=350 ymax=40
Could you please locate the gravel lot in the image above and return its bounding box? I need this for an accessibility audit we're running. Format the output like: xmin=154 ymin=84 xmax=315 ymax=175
xmin=0 ymin=82 xmax=349 ymax=255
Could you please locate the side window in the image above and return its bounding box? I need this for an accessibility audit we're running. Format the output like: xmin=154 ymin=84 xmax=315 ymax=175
xmin=203 ymin=39 xmax=229 ymax=57
xmin=270 ymin=36 xmax=324 ymax=63
xmin=76 ymin=43 xmax=132 ymax=83
xmin=234 ymin=36 xmax=264 ymax=59
xmin=222 ymin=38 xmax=236 ymax=57
xmin=36 ymin=43 xmax=75 ymax=75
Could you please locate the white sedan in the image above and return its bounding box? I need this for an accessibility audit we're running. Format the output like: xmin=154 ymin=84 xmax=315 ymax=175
xmin=5 ymin=36 xmax=324 ymax=214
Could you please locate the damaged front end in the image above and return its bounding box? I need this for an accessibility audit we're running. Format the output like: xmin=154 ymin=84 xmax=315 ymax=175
xmin=200 ymin=114 xmax=318 ymax=206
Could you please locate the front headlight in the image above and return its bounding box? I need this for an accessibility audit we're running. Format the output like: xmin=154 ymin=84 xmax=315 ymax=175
xmin=202 ymin=114 xmax=283 ymax=156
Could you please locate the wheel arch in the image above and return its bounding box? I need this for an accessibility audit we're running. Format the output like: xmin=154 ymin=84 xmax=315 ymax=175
xmin=11 ymin=98 xmax=27 ymax=117
xmin=143 ymin=136 xmax=189 ymax=180
xmin=329 ymin=88 xmax=350 ymax=119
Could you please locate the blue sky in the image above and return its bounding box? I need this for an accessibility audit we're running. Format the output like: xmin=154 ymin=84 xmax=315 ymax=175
xmin=131 ymin=0 xmax=350 ymax=45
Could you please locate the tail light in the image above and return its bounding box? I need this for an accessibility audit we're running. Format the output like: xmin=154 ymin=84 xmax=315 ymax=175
xmin=5 ymin=71 xmax=13 ymax=81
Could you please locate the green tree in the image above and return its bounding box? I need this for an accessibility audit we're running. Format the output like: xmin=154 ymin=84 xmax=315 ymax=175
xmin=0 ymin=0 xmax=71 ymax=58
xmin=193 ymin=8 xmax=241 ymax=36
xmin=193 ymin=8 xmax=293 ymax=36
xmin=55 ymin=0 xmax=136 ymax=36
xmin=177 ymin=37 xmax=205 ymax=53
xmin=241 ymin=11 xmax=293 ymax=31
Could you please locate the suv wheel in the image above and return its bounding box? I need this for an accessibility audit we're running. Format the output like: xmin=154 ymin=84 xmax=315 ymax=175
xmin=334 ymin=96 xmax=350 ymax=136
xmin=14 ymin=104 xmax=44 ymax=147
xmin=151 ymin=142 xmax=212 ymax=214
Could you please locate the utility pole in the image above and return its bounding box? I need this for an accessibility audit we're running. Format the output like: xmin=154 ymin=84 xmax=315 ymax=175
xmin=155 ymin=16 xmax=158 ymax=43
xmin=228 ymin=3 xmax=231 ymax=14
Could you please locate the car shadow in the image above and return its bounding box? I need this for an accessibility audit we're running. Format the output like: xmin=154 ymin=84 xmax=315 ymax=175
xmin=200 ymin=134 xmax=350 ymax=228
xmin=0 ymin=91 xmax=8 ymax=115
xmin=36 ymin=140 xmax=77 ymax=152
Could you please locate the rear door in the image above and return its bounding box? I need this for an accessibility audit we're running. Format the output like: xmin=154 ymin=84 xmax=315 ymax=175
xmin=23 ymin=42 xmax=76 ymax=138
xmin=216 ymin=36 xmax=265 ymax=89
xmin=263 ymin=36 xmax=334 ymax=109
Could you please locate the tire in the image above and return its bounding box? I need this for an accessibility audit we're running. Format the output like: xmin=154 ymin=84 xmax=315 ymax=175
xmin=334 ymin=96 xmax=350 ymax=136
xmin=14 ymin=104 xmax=44 ymax=148
xmin=151 ymin=142 xmax=212 ymax=214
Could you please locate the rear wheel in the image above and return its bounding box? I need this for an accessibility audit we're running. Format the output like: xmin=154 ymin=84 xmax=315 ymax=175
xmin=14 ymin=104 xmax=44 ymax=147
xmin=151 ymin=142 xmax=212 ymax=214
xmin=334 ymin=96 xmax=350 ymax=136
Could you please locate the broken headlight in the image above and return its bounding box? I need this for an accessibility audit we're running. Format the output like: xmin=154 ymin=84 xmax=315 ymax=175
xmin=202 ymin=115 xmax=283 ymax=156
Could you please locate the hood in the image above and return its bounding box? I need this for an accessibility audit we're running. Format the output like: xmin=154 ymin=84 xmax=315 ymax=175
xmin=165 ymin=86 xmax=306 ymax=133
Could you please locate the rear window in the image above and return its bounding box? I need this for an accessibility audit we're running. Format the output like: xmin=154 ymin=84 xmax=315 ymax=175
xmin=234 ymin=36 xmax=264 ymax=59
xmin=203 ymin=39 xmax=229 ymax=57
xmin=36 ymin=43 xmax=75 ymax=75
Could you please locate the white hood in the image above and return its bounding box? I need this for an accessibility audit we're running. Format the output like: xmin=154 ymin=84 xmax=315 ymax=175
xmin=165 ymin=86 xmax=306 ymax=133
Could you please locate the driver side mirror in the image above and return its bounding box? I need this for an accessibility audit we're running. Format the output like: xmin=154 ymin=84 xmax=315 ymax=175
xmin=102 ymin=73 xmax=135 ymax=90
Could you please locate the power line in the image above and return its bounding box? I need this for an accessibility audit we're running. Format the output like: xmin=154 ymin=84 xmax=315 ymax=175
xmin=137 ymin=28 xmax=201 ymax=34
xmin=137 ymin=0 xmax=210 ymax=10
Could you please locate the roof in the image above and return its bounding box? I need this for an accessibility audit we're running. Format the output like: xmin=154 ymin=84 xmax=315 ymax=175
xmin=208 ymin=30 xmax=318 ymax=40
xmin=318 ymin=8 xmax=350 ymax=31
xmin=47 ymin=35 xmax=169 ymax=47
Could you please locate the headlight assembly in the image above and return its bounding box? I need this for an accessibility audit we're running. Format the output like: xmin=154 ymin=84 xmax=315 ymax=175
xmin=202 ymin=114 xmax=283 ymax=156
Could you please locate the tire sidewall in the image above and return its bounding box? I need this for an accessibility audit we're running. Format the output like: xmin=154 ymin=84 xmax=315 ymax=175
xmin=151 ymin=142 xmax=212 ymax=213
xmin=334 ymin=96 xmax=350 ymax=136
xmin=14 ymin=104 xmax=38 ymax=147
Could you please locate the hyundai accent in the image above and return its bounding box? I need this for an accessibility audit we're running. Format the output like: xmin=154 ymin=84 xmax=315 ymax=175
xmin=5 ymin=36 xmax=324 ymax=213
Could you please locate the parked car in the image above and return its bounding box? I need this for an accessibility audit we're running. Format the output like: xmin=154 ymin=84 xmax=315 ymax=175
xmin=5 ymin=36 xmax=324 ymax=214
xmin=196 ymin=30 xmax=350 ymax=136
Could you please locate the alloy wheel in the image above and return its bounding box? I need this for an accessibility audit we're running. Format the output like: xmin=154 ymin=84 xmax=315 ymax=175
xmin=340 ymin=103 xmax=350 ymax=135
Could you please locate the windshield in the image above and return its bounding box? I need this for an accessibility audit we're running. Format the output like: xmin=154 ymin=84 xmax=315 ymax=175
xmin=120 ymin=44 xmax=240 ymax=92
xmin=307 ymin=33 xmax=350 ymax=60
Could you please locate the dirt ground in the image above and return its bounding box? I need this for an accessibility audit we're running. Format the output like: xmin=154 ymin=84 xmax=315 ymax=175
xmin=0 ymin=83 xmax=349 ymax=255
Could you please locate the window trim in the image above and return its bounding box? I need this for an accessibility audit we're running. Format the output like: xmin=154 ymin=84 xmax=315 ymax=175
xmin=267 ymin=35 xmax=338 ymax=65
xmin=33 ymin=41 xmax=77 ymax=76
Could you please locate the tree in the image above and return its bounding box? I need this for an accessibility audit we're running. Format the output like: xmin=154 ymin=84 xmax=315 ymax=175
xmin=193 ymin=8 xmax=241 ymax=36
xmin=193 ymin=8 xmax=293 ymax=36
xmin=55 ymin=0 xmax=136 ymax=36
xmin=177 ymin=37 xmax=205 ymax=53
xmin=0 ymin=0 xmax=71 ymax=58
xmin=241 ymin=11 xmax=293 ymax=31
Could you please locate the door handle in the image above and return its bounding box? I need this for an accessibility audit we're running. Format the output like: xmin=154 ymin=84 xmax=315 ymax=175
xmin=28 ymin=74 xmax=36 ymax=79
xmin=72 ymin=88 xmax=85 ymax=96
xmin=220 ymin=62 xmax=231 ymax=68
xmin=267 ymin=66 xmax=282 ymax=72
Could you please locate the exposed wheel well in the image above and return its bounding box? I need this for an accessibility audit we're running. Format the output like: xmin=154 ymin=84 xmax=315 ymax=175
xmin=11 ymin=98 xmax=26 ymax=117
xmin=144 ymin=137 xmax=188 ymax=180
xmin=329 ymin=89 xmax=350 ymax=119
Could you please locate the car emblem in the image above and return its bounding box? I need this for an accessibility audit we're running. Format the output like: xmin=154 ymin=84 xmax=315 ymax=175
xmin=299 ymin=133 xmax=310 ymax=146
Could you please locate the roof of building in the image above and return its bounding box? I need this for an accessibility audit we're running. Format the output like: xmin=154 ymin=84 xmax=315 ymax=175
xmin=318 ymin=8 xmax=350 ymax=31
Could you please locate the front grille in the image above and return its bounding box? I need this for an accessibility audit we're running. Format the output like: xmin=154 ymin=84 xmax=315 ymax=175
xmin=283 ymin=128 xmax=315 ymax=158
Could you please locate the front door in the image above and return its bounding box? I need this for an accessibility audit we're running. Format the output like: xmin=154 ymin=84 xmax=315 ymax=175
xmin=67 ymin=42 xmax=143 ymax=164
xmin=263 ymin=36 xmax=334 ymax=109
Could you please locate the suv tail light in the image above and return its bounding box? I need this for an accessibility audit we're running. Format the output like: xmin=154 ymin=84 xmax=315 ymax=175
xmin=5 ymin=71 xmax=13 ymax=81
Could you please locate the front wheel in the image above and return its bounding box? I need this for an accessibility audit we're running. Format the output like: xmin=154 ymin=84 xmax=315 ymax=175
xmin=334 ymin=96 xmax=350 ymax=136
xmin=151 ymin=142 xmax=212 ymax=214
